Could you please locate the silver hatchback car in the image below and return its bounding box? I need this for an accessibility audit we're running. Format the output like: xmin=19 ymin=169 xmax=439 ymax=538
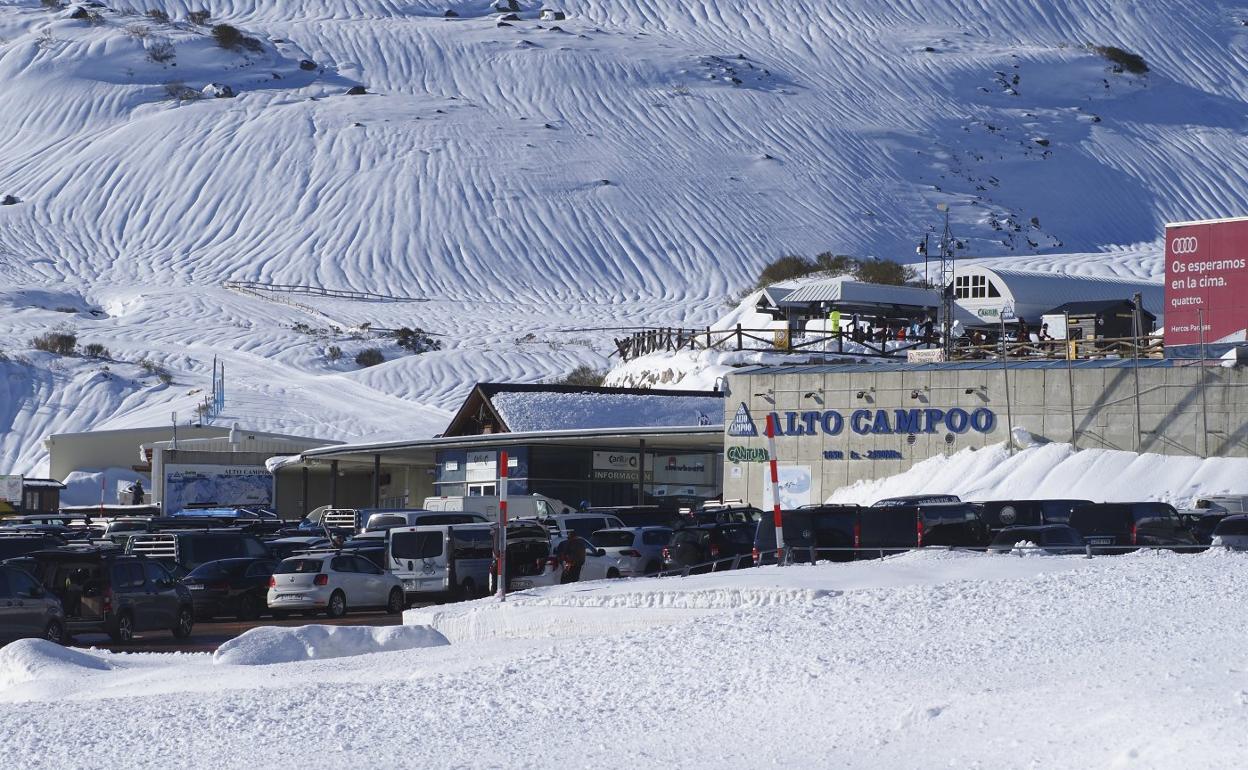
xmin=267 ymin=553 xmax=405 ymax=618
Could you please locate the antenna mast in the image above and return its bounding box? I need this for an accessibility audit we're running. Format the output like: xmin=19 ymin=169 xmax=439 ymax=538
xmin=937 ymin=204 xmax=956 ymax=354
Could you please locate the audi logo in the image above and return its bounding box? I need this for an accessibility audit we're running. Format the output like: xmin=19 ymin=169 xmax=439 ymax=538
xmin=1171 ymin=236 xmax=1199 ymax=255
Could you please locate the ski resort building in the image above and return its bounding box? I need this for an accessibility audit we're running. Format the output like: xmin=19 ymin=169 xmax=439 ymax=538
xmin=271 ymin=384 xmax=726 ymax=515
xmin=950 ymin=266 xmax=1164 ymax=331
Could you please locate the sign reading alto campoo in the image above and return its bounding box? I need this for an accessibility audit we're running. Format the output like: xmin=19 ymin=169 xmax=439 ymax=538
xmin=1165 ymin=217 xmax=1248 ymax=345
xmin=727 ymin=402 xmax=996 ymax=439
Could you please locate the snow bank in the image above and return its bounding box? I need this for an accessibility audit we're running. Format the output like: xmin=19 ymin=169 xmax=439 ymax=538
xmin=212 ymin=624 xmax=448 ymax=666
xmin=0 ymin=640 xmax=111 ymax=690
xmin=60 ymin=468 xmax=149 ymax=506
xmin=828 ymin=441 xmax=1248 ymax=508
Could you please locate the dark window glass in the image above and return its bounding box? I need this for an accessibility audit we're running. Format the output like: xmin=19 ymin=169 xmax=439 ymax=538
xmin=367 ymin=515 xmax=407 ymax=531
xmin=245 ymin=562 xmax=276 ymax=578
xmin=591 ymin=531 xmax=635 ymax=547
xmin=330 ymin=556 xmax=355 ymax=572
xmin=642 ymin=530 xmax=672 ymax=546
xmin=566 ymin=519 xmax=604 ymax=539
xmin=143 ymin=562 xmax=171 ymax=585
xmin=274 ymin=559 xmax=325 ymax=574
xmin=186 ymin=537 xmax=250 ymax=565
xmin=391 ymin=532 xmax=443 ymax=560
xmin=1215 ymin=517 xmax=1248 ymax=536
xmin=451 ymin=529 xmax=493 ymax=559
xmin=423 ymin=514 xmax=485 ymax=525
xmin=0 ymin=569 xmax=11 ymax=598
xmin=1070 ymin=506 xmax=1130 ymax=534
xmin=8 ymin=568 xmax=39 ymax=597
xmin=352 ymin=556 xmax=383 ymax=575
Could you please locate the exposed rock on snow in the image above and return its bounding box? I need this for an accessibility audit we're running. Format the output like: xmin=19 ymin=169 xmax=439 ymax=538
xmin=540 ymin=9 xmax=566 ymax=21
xmin=345 ymin=85 xmax=368 ymax=95
xmin=201 ymin=83 xmax=235 ymax=98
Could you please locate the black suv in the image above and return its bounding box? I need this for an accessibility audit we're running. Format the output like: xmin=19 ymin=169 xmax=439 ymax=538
xmin=14 ymin=549 xmax=194 ymax=643
xmin=663 ymin=523 xmax=755 ymax=572
xmin=976 ymin=499 xmax=1095 ymax=531
xmin=126 ymin=530 xmax=270 ymax=576
xmin=1068 ymin=502 xmax=1198 ymax=553
xmin=858 ymin=502 xmax=989 ymax=554
xmin=754 ymin=506 xmax=860 ymax=564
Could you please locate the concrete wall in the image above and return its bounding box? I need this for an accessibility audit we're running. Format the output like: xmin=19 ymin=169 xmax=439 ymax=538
xmin=722 ymin=363 xmax=1248 ymax=508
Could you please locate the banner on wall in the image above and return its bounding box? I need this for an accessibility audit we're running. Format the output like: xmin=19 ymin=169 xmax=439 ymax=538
xmin=163 ymin=464 xmax=271 ymax=513
xmin=760 ymin=465 xmax=812 ymax=509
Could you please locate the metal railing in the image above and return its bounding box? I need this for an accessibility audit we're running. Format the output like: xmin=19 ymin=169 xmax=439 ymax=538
xmin=222 ymin=280 xmax=425 ymax=303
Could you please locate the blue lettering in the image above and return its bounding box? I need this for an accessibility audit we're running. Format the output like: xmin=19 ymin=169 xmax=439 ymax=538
xmin=800 ymin=411 xmax=820 ymax=435
xmin=893 ymin=409 xmax=921 ymax=435
xmin=785 ymin=411 xmax=802 ymax=435
xmin=850 ymin=409 xmax=873 ymax=435
xmin=821 ymin=411 xmax=844 ymax=436
xmin=823 ymin=450 xmax=845 ymax=460
xmin=768 ymin=413 xmax=784 ymax=436
xmin=971 ymin=408 xmax=995 ymax=433
xmin=923 ymin=408 xmax=945 ymax=433
xmin=872 ymin=410 xmax=893 ymax=434
xmin=945 ymin=408 xmax=970 ymax=434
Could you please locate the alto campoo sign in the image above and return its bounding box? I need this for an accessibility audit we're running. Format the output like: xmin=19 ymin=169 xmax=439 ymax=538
xmin=727 ymin=402 xmax=997 ymax=438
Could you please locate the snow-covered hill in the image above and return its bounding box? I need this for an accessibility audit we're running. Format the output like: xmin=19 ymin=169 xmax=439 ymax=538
xmin=3 ymin=0 xmax=1247 ymax=473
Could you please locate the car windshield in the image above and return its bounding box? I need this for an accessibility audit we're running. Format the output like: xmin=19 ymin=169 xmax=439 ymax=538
xmin=1215 ymin=517 xmax=1248 ymax=536
xmin=591 ymin=531 xmax=635 ymax=547
xmin=366 ymin=515 xmax=407 ymax=531
xmin=990 ymin=529 xmax=1042 ymax=546
xmin=274 ymin=558 xmax=324 ymax=574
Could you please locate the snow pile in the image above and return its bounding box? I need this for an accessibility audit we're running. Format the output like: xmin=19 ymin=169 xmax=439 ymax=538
xmin=490 ymin=390 xmax=723 ymax=431
xmin=59 ymin=467 xmax=149 ymax=507
xmin=0 ymin=639 xmax=111 ymax=690
xmin=827 ymin=440 xmax=1248 ymax=508
xmin=212 ymin=623 xmax=449 ymax=666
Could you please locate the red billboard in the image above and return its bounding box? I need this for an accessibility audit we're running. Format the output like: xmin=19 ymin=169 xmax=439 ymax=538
xmin=1165 ymin=217 xmax=1248 ymax=345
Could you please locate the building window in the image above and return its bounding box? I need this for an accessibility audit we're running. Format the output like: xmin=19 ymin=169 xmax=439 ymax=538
xmin=970 ymin=275 xmax=987 ymax=299
xmin=954 ymin=275 xmax=970 ymax=299
xmin=987 ymin=281 xmax=1001 ymax=298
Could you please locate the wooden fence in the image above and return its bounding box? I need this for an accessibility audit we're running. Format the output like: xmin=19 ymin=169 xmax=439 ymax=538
xmin=222 ymin=280 xmax=425 ymax=303
xmin=612 ymin=326 xmax=930 ymax=361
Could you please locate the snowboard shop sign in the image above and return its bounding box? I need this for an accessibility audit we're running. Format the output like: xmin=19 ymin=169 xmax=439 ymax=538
xmin=727 ymin=402 xmax=997 ymax=439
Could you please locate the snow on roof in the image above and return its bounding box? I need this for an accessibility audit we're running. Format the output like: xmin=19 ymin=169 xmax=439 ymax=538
xmin=489 ymin=391 xmax=723 ymax=433
xmin=965 ymin=266 xmax=1164 ymax=311
xmin=780 ymin=278 xmax=940 ymax=307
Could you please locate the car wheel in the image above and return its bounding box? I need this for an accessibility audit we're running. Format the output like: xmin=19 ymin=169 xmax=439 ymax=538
xmin=606 ymin=568 xmax=620 ymax=579
xmin=385 ymin=588 xmax=404 ymax=614
xmin=237 ymin=594 xmax=261 ymax=621
xmin=172 ymin=606 xmax=194 ymax=639
xmin=108 ymin=612 xmax=135 ymax=644
xmin=44 ymin=619 xmax=65 ymax=645
xmin=326 ymin=590 xmax=347 ymax=618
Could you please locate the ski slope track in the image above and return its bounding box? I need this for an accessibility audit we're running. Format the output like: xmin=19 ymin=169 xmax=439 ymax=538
xmin=2 ymin=0 xmax=1247 ymax=472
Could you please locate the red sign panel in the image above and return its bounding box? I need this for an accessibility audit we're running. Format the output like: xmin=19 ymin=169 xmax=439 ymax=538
xmin=1165 ymin=218 xmax=1248 ymax=345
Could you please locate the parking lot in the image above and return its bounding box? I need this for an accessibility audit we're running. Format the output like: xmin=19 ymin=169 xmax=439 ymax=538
xmin=73 ymin=610 xmax=404 ymax=654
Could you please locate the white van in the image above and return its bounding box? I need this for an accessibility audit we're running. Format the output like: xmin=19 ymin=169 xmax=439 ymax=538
xmin=421 ymin=494 xmax=569 ymax=521
xmin=363 ymin=509 xmax=487 ymax=534
xmin=387 ymin=524 xmax=496 ymax=600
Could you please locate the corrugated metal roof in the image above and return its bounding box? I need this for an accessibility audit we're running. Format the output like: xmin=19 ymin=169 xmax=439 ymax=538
xmin=779 ymin=278 xmax=940 ymax=307
xmin=737 ymin=358 xmax=1181 ymax=375
xmin=963 ymin=267 xmax=1165 ymax=314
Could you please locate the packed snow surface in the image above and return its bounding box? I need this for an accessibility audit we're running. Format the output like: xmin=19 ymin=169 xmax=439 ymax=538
xmin=4 ymin=549 xmax=1248 ymax=767
xmin=828 ymin=440 xmax=1248 ymax=508
xmin=212 ymin=623 xmax=449 ymax=665
xmin=5 ymin=0 xmax=1248 ymax=474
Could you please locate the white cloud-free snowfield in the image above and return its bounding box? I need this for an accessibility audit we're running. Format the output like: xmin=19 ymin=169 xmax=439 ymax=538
xmin=2 ymin=549 xmax=1247 ymax=768
xmin=4 ymin=0 xmax=1248 ymax=474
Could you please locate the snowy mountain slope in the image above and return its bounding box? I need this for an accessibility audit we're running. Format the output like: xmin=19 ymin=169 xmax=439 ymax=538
xmin=3 ymin=0 xmax=1248 ymax=473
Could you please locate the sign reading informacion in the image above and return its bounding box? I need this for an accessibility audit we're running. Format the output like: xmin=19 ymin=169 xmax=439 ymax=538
xmin=1165 ymin=217 xmax=1248 ymax=345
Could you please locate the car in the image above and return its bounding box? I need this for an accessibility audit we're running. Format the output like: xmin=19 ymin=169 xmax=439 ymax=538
xmin=543 ymin=513 xmax=626 ymax=541
xmin=265 ymin=536 xmax=332 ymax=561
xmin=0 ymin=532 xmax=68 ymax=561
xmin=387 ymin=523 xmax=494 ymax=600
xmin=490 ymin=520 xmax=561 ymax=594
xmin=987 ymin=525 xmax=1086 ymax=555
xmin=1210 ymin=515 xmax=1248 ymax=550
xmin=587 ymin=507 xmax=686 ymax=530
xmin=975 ymin=499 xmax=1095 ymax=531
xmin=1068 ymin=502 xmax=1198 ymax=554
xmin=662 ymin=523 xmax=756 ymax=573
xmin=0 ymin=564 xmax=66 ymax=644
xmin=857 ymin=502 xmax=989 ymax=554
xmin=1193 ymin=495 xmax=1248 ymax=514
xmin=590 ymin=527 xmax=672 ymax=576
xmin=753 ymin=506 xmax=860 ymax=565
xmin=870 ymin=494 xmax=961 ymax=508
xmin=361 ymin=509 xmax=489 ymax=534
xmin=182 ymin=557 xmax=279 ymax=621
xmin=126 ymin=531 xmax=270 ymax=576
xmin=683 ymin=504 xmax=763 ymax=526
xmin=11 ymin=549 xmax=194 ymax=643
xmin=267 ymin=553 xmax=405 ymax=618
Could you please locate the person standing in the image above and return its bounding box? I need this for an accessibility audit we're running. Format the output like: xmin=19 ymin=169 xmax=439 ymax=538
xmin=131 ymin=480 xmax=144 ymax=506
xmin=556 ymin=531 xmax=588 ymax=584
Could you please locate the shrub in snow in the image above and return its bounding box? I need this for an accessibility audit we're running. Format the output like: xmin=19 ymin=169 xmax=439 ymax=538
xmin=164 ymin=82 xmax=201 ymax=101
xmin=137 ymin=357 xmax=173 ymax=384
xmin=355 ymin=347 xmax=384 ymax=367
xmin=499 ymin=12 xmax=520 ymax=21
xmin=212 ymin=23 xmax=262 ymax=52
xmin=326 ymin=345 xmax=342 ymax=362
xmin=346 ymin=85 xmax=368 ymax=95
xmin=30 ymin=329 xmax=76 ymax=355
xmin=146 ymin=40 xmax=176 ymax=64
xmin=82 ymin=342 xmax=109 ymax=359
xmin=391 ymin=327 xmax=441 ymax=354
xmin=188 ymin=9 xmax=210 ymax=25
xmin=1092 ymin=45 xmax=1148 ymax=75
xmin=145 ymin=8 xmax=169 ymax=23
xmin=492 ymin=0 xmax=519 ymax=11
xmin=201 ymin=82 xmax=235 ymax=98
xmin=124 ymin=23 xmax=149 ymax=39
xmin=0 ymin=195 xmax=18 ymax=205
xmin=41 ymin=0 xmax=62 ymax=9
xmin=553 ymin=364 xmax=606 ymax=386
xmin=298 ymin=59 xmax=316 ymax=71
xmin=854 ymin=257 xmax=916 ymax=286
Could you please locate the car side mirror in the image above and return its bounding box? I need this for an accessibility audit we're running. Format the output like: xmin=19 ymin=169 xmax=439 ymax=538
xmin=596 ymin=548 xmax=606 ymax=557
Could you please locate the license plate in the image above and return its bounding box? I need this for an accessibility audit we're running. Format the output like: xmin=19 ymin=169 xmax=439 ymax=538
xmin=1087 ymin=537 xmax=1114 ymax=545
xmin=276 ymin=592 xmax=307 ymax=600
xmin=189 ymin=585 xmax=204 ymax=590
xmin=511 ymin=579 xmax=533 ymax=590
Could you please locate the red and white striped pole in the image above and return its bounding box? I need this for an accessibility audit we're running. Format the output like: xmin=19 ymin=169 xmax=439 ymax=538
xmin=765 ymin=414 xmax=786 ymax=565
xmin=496 ymin=450 xmax=509 ymax=602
